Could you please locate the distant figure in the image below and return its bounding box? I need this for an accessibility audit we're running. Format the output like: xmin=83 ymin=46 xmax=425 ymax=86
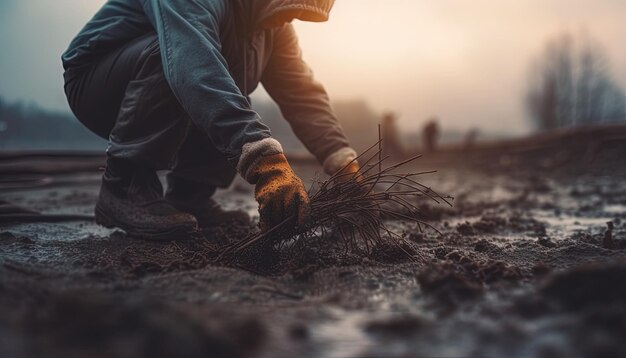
xmin=464 ymin=128 xmax=479 ymax=149
xmin=422 ymin=118 xmax=440 ymax=153
xmin=381 ymin=112 xmax=404 ymax=159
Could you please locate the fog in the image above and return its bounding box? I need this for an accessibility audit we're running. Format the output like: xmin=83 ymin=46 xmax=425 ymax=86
xmin=1 ymin=0 xmax=625 ymax=134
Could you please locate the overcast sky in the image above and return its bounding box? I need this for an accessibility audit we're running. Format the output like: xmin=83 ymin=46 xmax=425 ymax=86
xmin=1 ymin=0 xmax=625 ymax=134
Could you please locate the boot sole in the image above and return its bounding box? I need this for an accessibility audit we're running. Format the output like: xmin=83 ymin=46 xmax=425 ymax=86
xmin=95 ymin=204 xmax=199 ymax=242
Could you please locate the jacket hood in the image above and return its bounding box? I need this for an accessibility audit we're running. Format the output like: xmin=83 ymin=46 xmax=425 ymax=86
xmin=238 ymin=0 xmax=335 ymax=32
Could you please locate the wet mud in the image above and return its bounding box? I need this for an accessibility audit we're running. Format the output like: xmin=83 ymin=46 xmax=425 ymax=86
xmin=2 ymin=157 xmax=626 ymax=357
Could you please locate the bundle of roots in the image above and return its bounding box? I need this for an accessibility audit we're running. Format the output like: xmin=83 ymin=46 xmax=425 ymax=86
xmin=219 ymin=138 xmax=452 ymax=262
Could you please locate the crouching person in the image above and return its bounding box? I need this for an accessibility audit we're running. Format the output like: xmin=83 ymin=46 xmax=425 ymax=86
xmin=62 ymin=0 xmax=359 ymax=239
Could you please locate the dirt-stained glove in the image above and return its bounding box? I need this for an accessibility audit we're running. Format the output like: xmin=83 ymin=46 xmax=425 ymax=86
xmin=323 ymin=147 xmax=366 ymax=187
xmin=253 ymin=153 xmax=310 ymax=231
xmin=333 ymin=161 xmax=364 ymax=185
xmin=323 ymin=147 xmax=358 ymax=176
xmin=238 ymin=139 xmax=310 ymax=231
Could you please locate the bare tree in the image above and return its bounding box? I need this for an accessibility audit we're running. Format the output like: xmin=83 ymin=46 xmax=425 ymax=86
xmin=526 ymin=33 xmax=626 ymax=130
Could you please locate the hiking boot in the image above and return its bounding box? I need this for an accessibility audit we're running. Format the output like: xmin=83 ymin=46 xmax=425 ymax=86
xmin=95 ymin=158 xmax=199 ymax=241
xmin=165 ymin=176 xmax=250 ymax=228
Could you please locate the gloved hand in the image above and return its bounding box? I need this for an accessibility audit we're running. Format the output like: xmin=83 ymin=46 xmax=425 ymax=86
xmin=324 ymin=148 xmax=359 ymax=179
xmin=249 ymin=153 xmax=310 ymax=231
xmin=333 ymin=161 xmax=364 ymax=185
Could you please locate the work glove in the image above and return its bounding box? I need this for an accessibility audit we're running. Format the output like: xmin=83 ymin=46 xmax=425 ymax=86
xmin=323 ymin=147 xmax=359 ymax=177
xmin=252 ymin=153 xmax=310 ymax=231
xmin=324 ymin=147 xmax=367 ymax=191
xmin=333 ymin=161 xmax=364 ymax=185
xmin=238 ymin=139 xmax=310 ymax=232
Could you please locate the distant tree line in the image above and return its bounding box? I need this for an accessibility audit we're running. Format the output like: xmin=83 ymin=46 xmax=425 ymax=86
xmin=0 ymin=98 xmax=106 ymax=150
xmin=526 ymin=33 xmax=626 ymax=131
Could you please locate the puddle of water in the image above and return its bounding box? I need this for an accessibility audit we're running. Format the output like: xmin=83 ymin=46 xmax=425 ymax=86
xmin=535 ymin=212 xmax=610 ymax=229
xmin=533 ymin=210 xmax=611 ymax=237
xmin=312 ymin=308 xmax=371 ymax=357
xmin=310 ymin=290 xmax=429 ymax=357
xmin=604 ymin=204 xmax=626 ymax=215
xmin=491 ymin=184 xmax=518 ymax=202
xmin=214 ymin=191 xmax=259 ymax=219
xmin=446 ymin=212 xmax=612 ymax=241
xmin=2 ymin=222 xmax=115 ymax=242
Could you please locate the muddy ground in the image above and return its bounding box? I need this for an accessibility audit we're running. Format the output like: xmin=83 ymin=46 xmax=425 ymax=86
xmin=1 ymin=143 xmax=626 ymax=357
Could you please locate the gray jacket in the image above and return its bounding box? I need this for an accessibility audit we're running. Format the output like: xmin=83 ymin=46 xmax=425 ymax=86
xmin=63 ymin=0 xmax=351 ymax=168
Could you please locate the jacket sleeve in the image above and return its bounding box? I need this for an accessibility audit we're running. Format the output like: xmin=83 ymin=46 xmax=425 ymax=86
xmin=261 ymin=24 xmax=351 ymax=165
xmin=140 ymin=0 xmax=271 ymax=165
